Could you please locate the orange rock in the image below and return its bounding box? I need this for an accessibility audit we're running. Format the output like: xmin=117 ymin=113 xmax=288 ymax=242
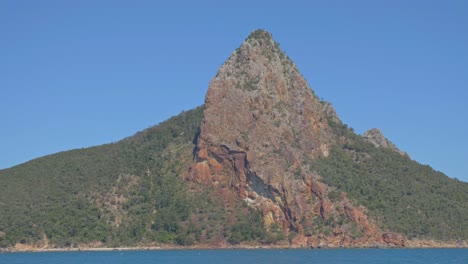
xmin=189 ymin=161 xmax=211 ymax=184
xmin=187 ymin=30 xmax=403 ymax=248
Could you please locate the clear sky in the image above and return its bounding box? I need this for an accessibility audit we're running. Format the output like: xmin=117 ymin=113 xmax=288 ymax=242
xmin=1 ymin=1 xmax=467 ymax=182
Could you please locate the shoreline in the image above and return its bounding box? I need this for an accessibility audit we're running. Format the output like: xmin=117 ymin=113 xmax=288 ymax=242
xmin=2 ymin=242 xmax=467 ymax=253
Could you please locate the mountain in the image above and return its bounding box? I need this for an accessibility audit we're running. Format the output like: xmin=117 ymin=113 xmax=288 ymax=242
xmin=1 ymin=30 xmax=467 ymax=250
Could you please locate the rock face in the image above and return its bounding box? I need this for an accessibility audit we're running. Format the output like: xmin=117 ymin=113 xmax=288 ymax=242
xmin=363 ymin=128 xmax=408 ymax=157
xmin=382 ymin=232 xmax=407 ymax=247
xmin=189 ymin=30 xmax=404 ymax=247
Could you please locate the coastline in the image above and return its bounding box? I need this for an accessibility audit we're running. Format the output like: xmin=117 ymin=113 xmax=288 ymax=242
xmin=2 ymin=240 xmax=467 ymax=253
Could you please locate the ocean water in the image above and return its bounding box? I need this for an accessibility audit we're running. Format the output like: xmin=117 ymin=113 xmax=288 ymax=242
xmin=0 ymin=249 xmax=467 ymax=264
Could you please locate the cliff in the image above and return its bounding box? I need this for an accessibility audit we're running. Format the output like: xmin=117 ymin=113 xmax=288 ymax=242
xmin=189 ymin=30 xmax=402 ymax=247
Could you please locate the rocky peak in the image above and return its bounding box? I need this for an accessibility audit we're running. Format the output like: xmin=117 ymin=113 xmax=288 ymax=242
xmin=245 ymin=29 xmax=276 ymax=46
xmin=363 ymin=128 xmax=408 ymax=157
xmin=193 ymin=29 xmax=334 ymax=183
xmin=200 ymin=29 xmax=333 ymax=153
xmin=189 ymin=29 xmax=397 ymax=247
xmin=213 ymin=29 xmax=299 ymax=93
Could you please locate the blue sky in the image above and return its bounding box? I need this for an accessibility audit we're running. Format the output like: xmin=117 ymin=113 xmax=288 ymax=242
xmin=1 ymin=1 xmax=467 ymax=182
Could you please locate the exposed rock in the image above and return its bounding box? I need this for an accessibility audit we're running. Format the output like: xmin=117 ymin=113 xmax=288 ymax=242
xmin=189 ymin=29 xmax=406 ymax=247
xmin=363 ymin=128 xmax=408 ymax=157
xmin=321 ymin=101 xmax=341 ymax=124
xmin=290 ymin=233 xmax=308 ymax=247
xmin=382 ymin=232 xmax=407 ymax=247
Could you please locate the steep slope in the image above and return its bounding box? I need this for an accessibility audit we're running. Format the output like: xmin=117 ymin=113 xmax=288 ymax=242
xmin=314 ymin=120 xmax=468 ymax=241
xmin=190 ymin=30 xmax=398 ymax=247
xmin=189 ymin=29 xmax=467 ymax=247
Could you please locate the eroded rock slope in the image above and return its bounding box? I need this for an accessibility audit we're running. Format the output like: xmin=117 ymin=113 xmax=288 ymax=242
xmin=189 ymin=30 xmax=403 ymax=247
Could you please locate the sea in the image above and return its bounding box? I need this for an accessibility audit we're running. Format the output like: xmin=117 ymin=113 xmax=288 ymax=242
xmin=0 ymin=249 xmax=467 ymax=264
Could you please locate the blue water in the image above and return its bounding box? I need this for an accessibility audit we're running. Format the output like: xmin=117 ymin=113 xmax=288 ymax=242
xmin=0 ymin=249 xmax=467 ymax=264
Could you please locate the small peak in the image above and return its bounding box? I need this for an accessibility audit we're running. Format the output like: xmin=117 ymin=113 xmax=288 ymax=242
xmin=363 ymin=128 xmax=390 ymax=148
xmin=363 ymin=128 xmax=409 ymax=157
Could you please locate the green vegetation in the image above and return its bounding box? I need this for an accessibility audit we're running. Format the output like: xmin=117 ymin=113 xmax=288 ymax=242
xmin=311 ymin=117 xmax=468 ymax=241
xmin=0 ymin=106 xmax=266 ymax=248
xmin=0 ymin=102 xmax=466 ymax=248
xmin=227 ymin=206 xmax=265 ymax=244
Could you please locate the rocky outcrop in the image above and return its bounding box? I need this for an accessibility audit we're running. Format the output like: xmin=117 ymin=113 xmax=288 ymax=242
xmin=382 ymin=232 xmax=407 ymax=247
xmin=363 ymin=128 xmax=408 ymax=157
xmin=188 ymin=29 xmax=405 ymax=247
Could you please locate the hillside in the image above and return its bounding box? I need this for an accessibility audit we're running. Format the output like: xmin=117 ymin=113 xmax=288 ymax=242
xmin=0 ymin=107 xmax=265 ymax=248
xmin=1 ymin=30 xmax=467 ymax=249
xmin=314 ymin=115 xmax=468 ymax=241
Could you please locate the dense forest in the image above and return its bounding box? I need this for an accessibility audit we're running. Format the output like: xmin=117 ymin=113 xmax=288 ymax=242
xmin=311 ymin=115 xmax=468 ymax=241
xmin=0 ymin=106 xmax=266 ymax=248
